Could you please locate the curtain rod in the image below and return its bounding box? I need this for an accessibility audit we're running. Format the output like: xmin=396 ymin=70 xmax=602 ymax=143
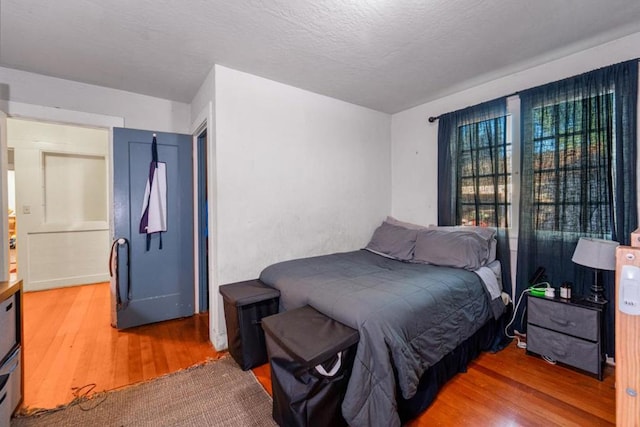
xmin=426 ymin=58 xmax=640 ymax=123
xmin=427 ymin=91 xmax=519 ymax=123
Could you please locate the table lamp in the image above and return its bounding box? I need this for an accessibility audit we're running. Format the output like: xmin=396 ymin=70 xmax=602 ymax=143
xmin=571 ymin=237 xmax=619 ymax=304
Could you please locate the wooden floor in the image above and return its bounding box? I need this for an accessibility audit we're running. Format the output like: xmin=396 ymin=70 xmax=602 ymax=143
xmin=252 ymin=340 xmax=616 ymax=426
xmin=22 ymin=282 xmax=221 ymax=410
xmin=23 ymin=282 xmax=615 ymax=425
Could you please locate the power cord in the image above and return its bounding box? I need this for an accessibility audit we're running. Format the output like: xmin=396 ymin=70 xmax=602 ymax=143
xmin=13 ymin=383 xmax=108 ymax=418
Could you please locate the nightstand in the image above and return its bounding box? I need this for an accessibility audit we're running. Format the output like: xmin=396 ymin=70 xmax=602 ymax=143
xmin=526 ymin=295 xmax=604 ymax=380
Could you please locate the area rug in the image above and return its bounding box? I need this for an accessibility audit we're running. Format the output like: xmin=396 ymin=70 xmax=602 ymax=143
xmin=11 ymin=356 xmax=277 ymax=427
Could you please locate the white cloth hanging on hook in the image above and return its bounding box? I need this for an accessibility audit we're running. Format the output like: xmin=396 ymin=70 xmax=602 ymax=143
xmin=140 ymin=162 xmax=167 ymax=234
xmin=139 ymin=135 xmax=167 ymax=250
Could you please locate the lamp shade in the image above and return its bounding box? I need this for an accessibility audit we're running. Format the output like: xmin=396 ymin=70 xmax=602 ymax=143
xmin=571 ymin=237 xmax=619 ymax=271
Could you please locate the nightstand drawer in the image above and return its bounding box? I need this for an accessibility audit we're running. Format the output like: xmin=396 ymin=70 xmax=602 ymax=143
xmin=527 ymin=324 xmax=600 ymax=375
xmin=528 ymin=297 xmax=598 ymax=341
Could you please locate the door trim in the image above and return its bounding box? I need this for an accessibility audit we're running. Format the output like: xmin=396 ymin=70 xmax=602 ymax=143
xmin=196 ymin=129 xmax=208 ymax=312
xmin=190 ymin=101 xmax=225 ymax=350
xmin=0 ymin=111 xmax=8 ymax=281
xmin=191 ymin=121 xmax=206 ymax=314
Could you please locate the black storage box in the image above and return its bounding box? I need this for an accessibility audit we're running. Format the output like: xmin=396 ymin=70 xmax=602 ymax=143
xmin=219 ymin=280 xmax=280 ymax=370
xmin=262 ymin=305 xmax=359 ymax=427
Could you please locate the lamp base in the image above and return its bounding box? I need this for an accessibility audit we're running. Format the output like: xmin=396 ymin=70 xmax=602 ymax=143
xmin=586 ymin=293 xmax=608 ymax=305
xmin=588 ymin=275 xmax=608 ymax=305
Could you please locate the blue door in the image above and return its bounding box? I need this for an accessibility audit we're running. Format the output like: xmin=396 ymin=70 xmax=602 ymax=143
xmin=112 ymin=128 xmax=194 ymax=329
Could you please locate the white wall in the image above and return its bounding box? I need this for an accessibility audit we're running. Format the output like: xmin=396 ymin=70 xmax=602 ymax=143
xmin=391 ymin=31 xmax=640 ymax=227
xmin=208 ymin=65 xmax=391 ymax=347
xmin=215 ymin=65 xmax=391 ymax=281
xmin=8 ymin=118 xmax=110 ymax=291
xmin=0 ymin=66 xmax=190 ymax=134
xmin=191 ymin=67 xmax=215 ymax=128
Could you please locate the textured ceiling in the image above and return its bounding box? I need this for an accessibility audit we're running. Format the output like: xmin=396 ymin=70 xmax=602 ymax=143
xmin=2 ymin=0 xmax=640 ymax=113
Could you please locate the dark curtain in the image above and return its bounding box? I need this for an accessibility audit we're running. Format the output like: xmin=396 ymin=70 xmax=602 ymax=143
xmin=516 ymin=60 xmax=638 ymax=357
xmin=437 ymin=98 xmax=513 ymax=297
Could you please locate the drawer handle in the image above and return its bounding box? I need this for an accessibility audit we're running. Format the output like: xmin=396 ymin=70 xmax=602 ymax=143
xmin=2 ymin=349 xmax=19 ymax=367
xmin=5 ymin=302 xmax=12 ymax=312
xmin=550 ymin=346 xmax=568 ymax=358
xmin=549 ymin=317 xmax=572 ymax=327
xmin=4 ymin=359 xmax=18 ymax=374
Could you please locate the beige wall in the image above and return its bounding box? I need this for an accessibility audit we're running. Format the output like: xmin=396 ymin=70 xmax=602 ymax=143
xmin=8 ymin=118 xmax=110 ymax=291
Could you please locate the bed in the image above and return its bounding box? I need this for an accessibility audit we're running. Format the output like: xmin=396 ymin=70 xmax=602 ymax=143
xmin=259 ymin=218 xmax=509 ymax=427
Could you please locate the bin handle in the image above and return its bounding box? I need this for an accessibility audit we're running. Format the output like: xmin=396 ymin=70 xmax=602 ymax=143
xmin=315 ymin=352 xmax=342 ymax=377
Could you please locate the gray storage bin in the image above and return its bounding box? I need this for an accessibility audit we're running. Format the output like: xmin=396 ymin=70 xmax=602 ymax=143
xmin=0 ymin=374 xmax=10 ymax=427
xmin=527 ymin=324 xmax=599 ymax=375
xmin=0 ymin=295 xmax=17 ymax=362
xmin=0 ymin=348 xmax=21 ymax=416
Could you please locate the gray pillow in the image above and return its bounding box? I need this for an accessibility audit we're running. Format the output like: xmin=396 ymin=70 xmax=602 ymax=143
xmin=427 ymin=225 xmax=497 ymax=264
xmin=385 ymin=216 xmax=428 ymax=231
xmin=365 ymin=221 xmax=418 ymax=261
xmin=413 ymin=229 xmax=487 ymax=270
xmin=427 ymin=225 xmax=496 ymax=240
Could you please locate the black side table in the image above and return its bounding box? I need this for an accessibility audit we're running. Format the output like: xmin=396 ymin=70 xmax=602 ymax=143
xmin=526 ymin=294 xmax=605 ymax=380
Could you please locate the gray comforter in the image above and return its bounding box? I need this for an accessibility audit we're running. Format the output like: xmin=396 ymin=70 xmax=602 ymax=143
xmin=259 ymin=250 xmax=496 ymax=427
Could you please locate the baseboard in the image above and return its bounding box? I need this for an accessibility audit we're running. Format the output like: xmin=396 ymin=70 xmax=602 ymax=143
xmin=25 ymin=274 xmax=110 ymax=292
xmin=211 ymin=331 xmax=228 ymax=352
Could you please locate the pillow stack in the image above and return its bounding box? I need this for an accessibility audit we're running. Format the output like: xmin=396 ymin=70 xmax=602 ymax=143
xmin=365 ymin=221 xmax=418 ymax=261
xmin=365 ymin=216 xmax=497 ymax=271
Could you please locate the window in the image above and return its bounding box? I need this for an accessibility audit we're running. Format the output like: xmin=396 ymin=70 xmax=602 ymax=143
xmin=530 ymin=93 xmax=613 ymax=233
xmin=439 ymin=61 xmax=637 ymax=357
xmin=456 ymin=115 xmax=512 ymax=228
xmin=437 ymin=98 xmax=514 ymax=295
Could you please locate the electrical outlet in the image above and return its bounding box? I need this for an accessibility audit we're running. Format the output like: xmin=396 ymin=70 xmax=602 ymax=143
xmin=22 ymin=205 xmax=31 ymax=214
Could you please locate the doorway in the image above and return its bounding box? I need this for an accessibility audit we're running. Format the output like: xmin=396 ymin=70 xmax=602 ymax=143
xmin=2 ymin=107 xmax=216 ymax=409
xmin=7 ymin=149 xmax=16 ymax=278
xmin=197 ymin=129 xmax=209 ymax=312
xmin=7 ymin=118 xmax=110 ymax=292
